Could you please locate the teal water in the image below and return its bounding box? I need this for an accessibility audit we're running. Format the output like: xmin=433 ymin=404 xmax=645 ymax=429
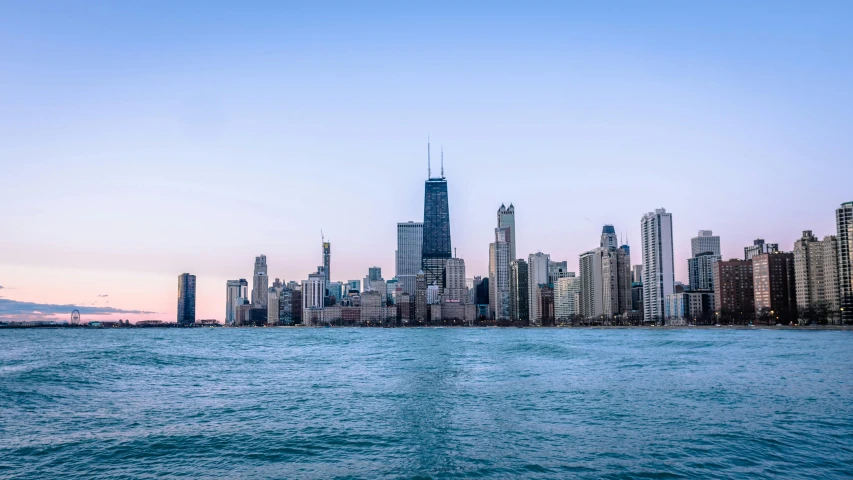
xmin=1 ymin=328 xmax=852 ymax=479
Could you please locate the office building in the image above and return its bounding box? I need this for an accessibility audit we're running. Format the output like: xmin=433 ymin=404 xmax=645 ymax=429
xmin=837 ymin=201 xmax=853 ymax=323
xmin=421 ymin=143 xmax=452 ymax=288
xmin=641 ymin=209 xmax=675 ymax=323
xmin=632 ymin=265 xmax=643 ymax=284
xmin=753 ymin=252 xmax=796 ymax=324
xmin=688 ymin=252 xmax=721 ymax=292
xmin=489 ymin=227 xmax=511 ymax=320
xmin=302 ymin=272 xmax=326 ymax=325
xmin=346 ymin=280 xmax=361 ymax=294
xmin=427 ymin=284 xmax=441 ymax=305
xmin=415 ymin=270 xmax=427 ymax=324
xmin=225 ymin=279 xmax=248 ymax=325
xmin=497 ymin=203 xmax=516 ymax=262
xmin=600 ymin=225 xmax=618 ymax=250
xmin=177 ymin=273 xmax=196 ymax=326
xmin=548 ymin=261 xmax=573 ymax=284
xmin=252 ymin=255 xmax=269 ymax=307
xmin=528 ymin=252 xmax=550 ymax=325
xmin=555 ymin=276 xmax=580 ymax=320
xmin=396 ymin=221 xmax=424 ymax=295
xmin=579 ymin=249 xmax=603 ymax=318
xmin=602 ymin=245 xmax=632 ymax=317
xmin=665 ymin=292 xmax=713 ymax=323
xmin=368 ymin=267 xmax=382 ymax=282
xmin=510 ymin=259 xmax=529 ymax=323
xmin=713 ymin=259 xmax=754 ymax=322
xmin=631 ymin=282 xmax=643 ymax=313
xmin=745 ymin=239 xmax=779 ymax=260
xmin=691 ymin=230 xmax=721 ymax=257
xmin=444 ymin=258 xmax=468 ymax=302
xmin=475 ymin=277 xmax=490 ymax=307
xmin=267 ymin=284 xmax=281 ymax=325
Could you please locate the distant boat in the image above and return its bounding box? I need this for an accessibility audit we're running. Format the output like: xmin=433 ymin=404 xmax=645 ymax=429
xmin=324 ymin=324 xmax=331 ymax=328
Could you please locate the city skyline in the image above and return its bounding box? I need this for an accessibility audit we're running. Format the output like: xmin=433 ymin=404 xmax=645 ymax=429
xmin=2 ymin=2 xmax=852 ymax=322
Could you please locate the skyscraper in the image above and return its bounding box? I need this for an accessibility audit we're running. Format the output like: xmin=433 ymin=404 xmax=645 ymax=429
xmin=302 ymin=271 xmax=326 ymax=325
xmin=489 ymin=227 xmax=511 ymax=320
xmin=415 ymin=270 xmax=427 ymax=324
xmin=753 ymin=252 xmax=797 ymax=324
xmin=252 ymin=255 xmax=269 ymax=307
xmin=322 ymin=240 xmax=331 ymax=285
xmin=641 ymin=209 xmax=675 ymax=324
xmin=691 ymin=230 xmax=721 ymax=257
xmin=794 ymin=230 xmax=840 ymax=322
xmin=225 ymin=278 xmax=248 ymax=325
xmin=509 ymin=259 xmax=529 ymax=323
xmin=602 ymin=245 xmax=632 ymax=317
xmin=177 ymin=273 xmax=196 ymax=326
xmin=528 ymin=252 xmax=550 ymax=325
xmin=421 ymin=143 xmax=452 ymax=288
xmin=368 ymin=267 xmax=382 ymax=282
xmin=688 ymin=252 xmax=721 ymax=291
xmin=497 ymin=204 xmax=516 ymax=262
xmin=838 ymin=202 xmax=853 ymax=324
xmin=713 ymin=259 xmax=754 ymax=322
xmin=396 ymin=221 xmax=424 ymax=295
xmin=632 ymin=264 xmax=643 ymax=284
xmin=579 ymin=249 xmax=603 ymax=318
xmin=600 ymin=225 xmax=618 ymax=250
xmin=555 ymin=276 xmax=580 ymax=320
xmin=444 ymin=258 xmax=468 ymax=302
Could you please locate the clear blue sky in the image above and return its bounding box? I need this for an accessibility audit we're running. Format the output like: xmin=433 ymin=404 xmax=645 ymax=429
xmin=1 ymin=1 xmax=851 ymax=321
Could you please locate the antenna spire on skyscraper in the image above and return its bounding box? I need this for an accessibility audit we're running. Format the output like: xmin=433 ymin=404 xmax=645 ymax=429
xmin=427 ymin=136 xmax=431 ymax=179
xmin=441 ymin=146 xmax=444 ymax=178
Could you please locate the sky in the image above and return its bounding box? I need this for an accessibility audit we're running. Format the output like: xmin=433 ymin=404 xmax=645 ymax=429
xmin=1 ymin=1 xmax=852 ymax=322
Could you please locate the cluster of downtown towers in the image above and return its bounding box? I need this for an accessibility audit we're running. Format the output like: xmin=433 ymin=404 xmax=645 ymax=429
xmin=175 ymin=146 xmax=853 ymax=326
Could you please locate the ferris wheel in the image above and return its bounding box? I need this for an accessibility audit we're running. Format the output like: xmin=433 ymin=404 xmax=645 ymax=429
xmin=71 ymin=310 xmax=80 ymax=325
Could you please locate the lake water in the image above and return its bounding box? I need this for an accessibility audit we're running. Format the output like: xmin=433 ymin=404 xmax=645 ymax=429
xmin=1 ymin=328 xmax=852 ymax=479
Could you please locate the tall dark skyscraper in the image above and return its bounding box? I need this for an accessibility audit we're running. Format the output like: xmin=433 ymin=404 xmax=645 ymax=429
xmin=421 ymin=142 xmax=452 ymax=288
xmin=322 ymin=240 xmax=331 ymax=285
xmin=177 ymin=273 xmax=196 ymax=326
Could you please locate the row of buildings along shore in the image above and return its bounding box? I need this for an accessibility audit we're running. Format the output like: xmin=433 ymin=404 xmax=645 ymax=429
xmin=173 ymin=144 xmax=853 ymax=327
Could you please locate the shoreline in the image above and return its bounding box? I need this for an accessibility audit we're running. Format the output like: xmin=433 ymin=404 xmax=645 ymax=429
xmin=2 ymin=324 xmax=852 ymax=330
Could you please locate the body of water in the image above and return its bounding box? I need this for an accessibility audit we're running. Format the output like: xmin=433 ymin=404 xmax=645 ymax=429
xmin=1 ymin=328 xmax=852 ymax=478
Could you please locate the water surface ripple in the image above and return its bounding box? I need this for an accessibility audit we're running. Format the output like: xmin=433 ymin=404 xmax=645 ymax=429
xmin=1 ymin=328 xmax=852 ymax=479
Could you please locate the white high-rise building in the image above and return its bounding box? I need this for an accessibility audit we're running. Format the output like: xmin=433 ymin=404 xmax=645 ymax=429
xmin=226 ymin=279 xmax=248 ymax=325
xmin=794 ymin=230 xmax=840 ymax=321
xmin=555 ymin=276 xmax=581 ymax=320
xmin=497 ymin=204 xmax=516 ymax=263
xmin=396 ymin=221 xmax=423 ymax=295
xmin=302 ymin=272 xmax=326 ymax=325
xmin=252 ymin=255 xmax=269 ymax=307
xmin=641 ymin=208 xmax=675 ymax=323
xmin=579 ymin=250 xmax=603 ymax=318
xmin=528 ymin=252 xmax=550 ymax=325
xmin=691 ymin=230 xmax=721 ymax=257
xmin=489 ymin=227 xmax=511 ymax=320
